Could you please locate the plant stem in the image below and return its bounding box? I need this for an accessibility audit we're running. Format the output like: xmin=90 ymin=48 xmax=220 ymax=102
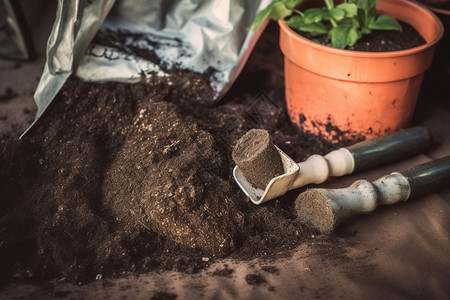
xmin=324 ymin=0 xmax=334 ymax=10
xmin=293 ymin=8 xmax=304 ymax=16
xmin=330 ymin=18 xmax=337 ymax=27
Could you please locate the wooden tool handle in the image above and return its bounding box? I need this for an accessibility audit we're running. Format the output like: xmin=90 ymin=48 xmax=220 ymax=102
xmin=401 ymin=156 xmax=450 ymax=198
xmin=295 ymin=155 xmax=450 ymax=234
xmin=346 ymin=127 xmax=433 ymax=173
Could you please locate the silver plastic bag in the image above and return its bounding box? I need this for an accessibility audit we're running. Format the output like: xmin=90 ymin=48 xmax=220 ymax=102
xmin=26 ymin=0 xmax=270 ymax=135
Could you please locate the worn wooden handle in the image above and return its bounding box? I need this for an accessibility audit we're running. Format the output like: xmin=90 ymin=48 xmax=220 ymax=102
xmin=295 ymin=155 xmax=450 ymax=234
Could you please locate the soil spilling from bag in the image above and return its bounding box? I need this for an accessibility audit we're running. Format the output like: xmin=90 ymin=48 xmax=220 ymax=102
xmin=0 ymin=21 xmax=426 ymax=284
xmin=0 ymin=76 xmax=326 ymax=284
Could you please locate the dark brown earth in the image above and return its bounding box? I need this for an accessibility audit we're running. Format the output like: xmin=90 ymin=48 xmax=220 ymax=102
xmin=0 ymin=23 xmax=326 ymax=285
xmin=348 ymin=22 xmax=426 ymax=52
xmin=1 ymin=74 xmax=322 ymax=284
xmin=0 ymin=20 xmax=429 ymax=286
xmin=0 ymin=87 xmax=18 ymax=102
xmin=211 ymin=265 xmax=234 ymax=277
xmin=245 ymin=273 xmax=266 ymax=286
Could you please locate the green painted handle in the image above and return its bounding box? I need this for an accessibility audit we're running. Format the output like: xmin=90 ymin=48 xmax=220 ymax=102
xmin=346 ymin=127 xmax=434 ymax=172
xmin=401 ymin=156 xmax=450 ymax=198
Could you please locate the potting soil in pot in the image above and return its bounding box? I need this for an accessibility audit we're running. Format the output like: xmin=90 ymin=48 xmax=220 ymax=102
xmin=298 ymin=21 xmax=426 ymax=52
xmin=0 ymin=23 xmax=356 ymax=284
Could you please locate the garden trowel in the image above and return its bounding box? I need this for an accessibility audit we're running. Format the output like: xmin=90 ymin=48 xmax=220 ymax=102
xmin=295 ymin=155 xmax=450 ymax=233
xmin=233 ymin=127 xmax=433 ymax=205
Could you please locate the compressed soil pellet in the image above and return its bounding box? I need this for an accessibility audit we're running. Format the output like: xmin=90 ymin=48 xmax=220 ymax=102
xmin=232 ymin=129 xmax=284 ymax=189
xmin=295 ymin=190 xmax=337 ymax=234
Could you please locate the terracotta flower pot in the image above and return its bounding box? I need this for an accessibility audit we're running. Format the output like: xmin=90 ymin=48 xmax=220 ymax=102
xmin=279 ymin=0 xmax=444 ymax=142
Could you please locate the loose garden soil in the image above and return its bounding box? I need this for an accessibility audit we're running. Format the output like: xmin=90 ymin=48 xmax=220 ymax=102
xmin=0 ymin=20 xmax=427 ymax=285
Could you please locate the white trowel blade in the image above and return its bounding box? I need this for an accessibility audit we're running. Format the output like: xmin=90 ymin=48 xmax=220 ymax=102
xmin=233 ymin=146 xmax=300 ymax=204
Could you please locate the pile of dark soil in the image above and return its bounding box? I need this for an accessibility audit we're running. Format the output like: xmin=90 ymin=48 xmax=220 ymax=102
xmin=0 ymin=23 xmax=347 ymax=284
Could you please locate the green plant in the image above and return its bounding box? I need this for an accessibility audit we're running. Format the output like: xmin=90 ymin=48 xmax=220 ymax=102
xmin=249 ymin=0 xmax=402 ymax=49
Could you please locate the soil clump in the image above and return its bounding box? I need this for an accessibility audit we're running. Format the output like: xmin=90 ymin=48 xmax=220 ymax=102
xmin=232 ymin=129 xmax=284 ymax=189
xmin=295 ymin=189 xmax=337 ymax=234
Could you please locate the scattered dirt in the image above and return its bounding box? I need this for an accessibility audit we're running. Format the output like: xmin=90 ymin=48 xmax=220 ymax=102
xmin=0 ymin=87 xmax=18 ymax=102
xmin=298 ymin=113 xmax=367 ymax=145
xmin=151 ymin=291 xmax=178 ymax=300
xmin=212 ymin=265 xmax=234 ymax=277
xmin=245 ymin=273 xmax=266 ymax=286
xmin=232 ymin=129 xmax=284 ymax=189
xmin=261 ymin=266 xmax=280 ymax=275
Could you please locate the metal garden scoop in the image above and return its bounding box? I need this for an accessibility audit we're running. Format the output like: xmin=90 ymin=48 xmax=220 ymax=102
xmin=233 ymin=127 xmax=433 ymax=205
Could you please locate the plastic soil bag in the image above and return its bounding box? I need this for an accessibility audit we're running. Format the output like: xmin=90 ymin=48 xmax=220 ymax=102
xmin=26 ymin=0 xmax=271 ymax=136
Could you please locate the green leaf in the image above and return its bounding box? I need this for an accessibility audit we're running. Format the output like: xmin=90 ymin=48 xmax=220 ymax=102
xmin=329 ymin=7 xmax=346 ymax=21
xmin=366 ymin=7 xmax=377 ymax=21
xmin=346 ymin=26 xmax=361 ymax=46
xmin=355 ymin=3 xmax=375 ymax=33
xmin=298 ymin=23 xmax=330 ymax=35
xmin=286 ymin=15 xmax=329 ymax=34
xmin=336 ymin=3 xmax=358 ymax=18
xmin=352 ymin=0 xmax=378 ymax=12
xmin=330 ymin=26 xmax=348 ymax=49
xmin=369 ymin=15 xmax=402 ymax=31
xmin=269 ymin=2 xmax=294 ymax=20
xmin=330 ymin=20 xmax=359 ymax=48
xmin=248 ymin=0 xmax=304 ymax=31
xmin=302 ymin=8 xmax=328 ymax=23
xmin=248 ymin=2 xmax=275 ymax=31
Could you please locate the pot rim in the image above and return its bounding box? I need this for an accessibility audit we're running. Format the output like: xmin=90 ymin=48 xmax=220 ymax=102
xmin=278 ymin=0 xmax=444 ymax=58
